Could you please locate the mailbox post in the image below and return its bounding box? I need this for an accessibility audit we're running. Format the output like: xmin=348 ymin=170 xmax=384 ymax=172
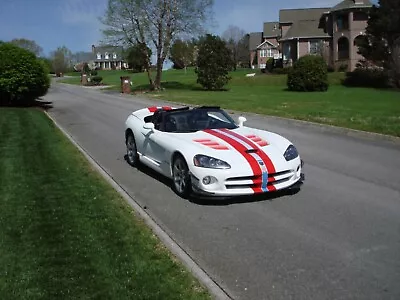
xmin=81 ymin=73 xmax=88 ymax=85
xmin=120 ymin=76 xmax=131 ymax=94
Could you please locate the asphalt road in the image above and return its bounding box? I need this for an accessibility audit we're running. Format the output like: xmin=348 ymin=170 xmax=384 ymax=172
xmin=46 ymin=82 xmax=400 ymax=300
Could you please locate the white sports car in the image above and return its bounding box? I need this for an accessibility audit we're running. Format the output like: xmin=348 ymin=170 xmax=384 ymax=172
xmin=125 ymin=105 xmax=304 ymax=198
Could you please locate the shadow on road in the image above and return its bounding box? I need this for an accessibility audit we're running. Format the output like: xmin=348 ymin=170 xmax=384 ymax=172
xmin=124 ymin=155 xmax=302 ymax=206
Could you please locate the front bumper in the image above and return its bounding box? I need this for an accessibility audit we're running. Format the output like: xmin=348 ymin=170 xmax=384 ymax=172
xmin=190 ymin=159 xmax=305 ymax=197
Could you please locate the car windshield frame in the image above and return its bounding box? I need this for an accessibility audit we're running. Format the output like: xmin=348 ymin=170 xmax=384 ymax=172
xmin=156 ymin=107 xmax=238 ymax=133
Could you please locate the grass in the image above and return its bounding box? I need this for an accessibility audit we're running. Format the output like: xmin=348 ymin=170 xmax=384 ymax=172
xmin=0 ymin=108 xmax=211 ymax=300
xmin=60 ymin=68 xmax=400 ymax=137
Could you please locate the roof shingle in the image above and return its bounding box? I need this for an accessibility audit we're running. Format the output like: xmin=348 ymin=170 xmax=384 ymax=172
xmin=279 ymin=8 xmax=330 ymax=41
xmin=331 ymin=0 xmax=372 ymax=12
xmin=248 ymin=32 xmax=263 ymax=50
xmin=263 ymin=22 xmax=280 ymax=37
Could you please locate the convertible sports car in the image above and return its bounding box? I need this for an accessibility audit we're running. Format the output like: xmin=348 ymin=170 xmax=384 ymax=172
xmin=125 ymin=105 xmax=304 ymax=198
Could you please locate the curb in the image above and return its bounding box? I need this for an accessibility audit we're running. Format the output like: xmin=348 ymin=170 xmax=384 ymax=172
xmin=44 ymin=111 xmax=232 ymax=300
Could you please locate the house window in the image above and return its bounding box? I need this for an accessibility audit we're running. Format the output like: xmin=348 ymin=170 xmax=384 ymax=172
xmin=113 ymin=52 xmax=117 ymax=59
xmin=353 ymin=12 xmax=368 ymax=21
xmin=338 ymin=37 xmax=349 ymax=60
xmin=259 ymin=63 xmax=266 ymax=69
xmin=97 ymin=53 xmax=101 ymax=59
xmin=337 ymin=14 xmax=349 ymax=31
xmin=283 ymin=43 xmax=291 ymax=60
xmin=267 ymin=49 xmax=273 ymax=58
xmin=259 ymin=49 xmax=266 ymax=58
xmin=309 ymin=40 xmax=322 ymax=55
xmin=105 ymin=52 xmax=109 ymax=59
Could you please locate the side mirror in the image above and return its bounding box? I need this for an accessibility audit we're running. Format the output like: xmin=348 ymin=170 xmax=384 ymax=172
xmin=143 ymin=122 xmax=155 ymax=130
xmin=238 ymin=116 xmax=247 ymax=127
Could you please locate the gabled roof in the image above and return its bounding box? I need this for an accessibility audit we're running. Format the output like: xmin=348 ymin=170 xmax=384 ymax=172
xmin=94 ymin=45 xmax=123 ymax=54
xmin=330 ymin=0 xmax=372 ymax=12
xmin=248 ymin=32 xmax=263 ymax=51
xmin=279 ymin=7 xmax=330 ymax=24
xmin=263 ymin=22 xmax=279 ymax=37
xmin=256 ymin=40 xmax=278 ymax=49
xmin=279 ymin=8 xmax=330 ymax=41
xmin=92 ymin=45 xmax=125 ymax=61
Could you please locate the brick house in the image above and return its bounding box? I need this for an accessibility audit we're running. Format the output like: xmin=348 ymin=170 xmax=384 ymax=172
xmin=249 ymin=22 xmax=280 ymax=69
xmin=250 ymin=0 xmax=372 ymax=71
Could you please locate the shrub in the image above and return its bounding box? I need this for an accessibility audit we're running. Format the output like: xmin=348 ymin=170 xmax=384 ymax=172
xmin=287 ymin=55 xmax=329 ymax=92
xmin=327 ymin=65 xmax=335 ymax=73
xmin=90 ymin=76 xmax=103 ymax=85
xmin=266 ymin=58 xmax=274 ymax=72
xmin=0 ymin=43 xmax=50 ymax=106
xmin=338 ymin=63 xmax=348 ymax=72
xmin=196 ymin=34 xmax=232 ymax=90
xmin=271 ymin=67 xmax=292 ymax=75
xmin=90 ymin=70 xmax=98 ymax=76
xmin=343 ymin=68 xmax=389 ymax=88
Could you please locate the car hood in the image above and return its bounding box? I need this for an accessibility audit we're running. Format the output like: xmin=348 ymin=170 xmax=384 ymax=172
xmin=169 ymin=126 xmax=293 ymax=171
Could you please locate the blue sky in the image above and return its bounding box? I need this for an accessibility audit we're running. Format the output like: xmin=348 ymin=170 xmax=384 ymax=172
xmin=0 ymin=0 xmax=368 ymax=56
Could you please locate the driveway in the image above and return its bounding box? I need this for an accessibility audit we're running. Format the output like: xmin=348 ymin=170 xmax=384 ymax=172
xmin=45 ymin=82 xmax=400 ymax=300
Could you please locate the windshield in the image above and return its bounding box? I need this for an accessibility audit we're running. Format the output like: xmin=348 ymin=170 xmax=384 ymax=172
xmin=162 ymin=108 xmax=238 ymax=133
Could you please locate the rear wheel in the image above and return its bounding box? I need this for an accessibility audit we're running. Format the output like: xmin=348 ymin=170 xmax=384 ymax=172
xmin=172 ymin=155 xmax=192 ymax=198
xmin=126 ymin=132 xmax=139 ymax=167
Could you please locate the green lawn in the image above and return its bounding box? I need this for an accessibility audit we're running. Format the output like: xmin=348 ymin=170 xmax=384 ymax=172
xmin=61 ymin=68 xmax=400 ymax=136
xmin=0 ymin=108 xmax=211 ymax=300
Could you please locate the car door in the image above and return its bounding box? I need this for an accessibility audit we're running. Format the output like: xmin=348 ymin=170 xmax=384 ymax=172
xmin=139 ymin=112 xmax=168 ymax=168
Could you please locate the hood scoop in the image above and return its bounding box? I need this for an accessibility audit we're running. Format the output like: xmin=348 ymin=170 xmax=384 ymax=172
xmin=245 ymin=149 xmax=259 ymax=154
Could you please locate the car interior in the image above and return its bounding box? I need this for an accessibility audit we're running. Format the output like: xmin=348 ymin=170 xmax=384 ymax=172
xmin=143 ymin=106 xmax=237 ymax=133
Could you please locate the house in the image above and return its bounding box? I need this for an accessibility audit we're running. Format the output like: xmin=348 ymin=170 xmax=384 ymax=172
xmin=249 ymin=22 xmax=280 ymax=69
xmin=251 ymin=0 xmax=373 ymax=71
xmin=72 ymin=45 xmax=128 ymax=70
xmin=91 ymin=45 xmax=128 ymax=70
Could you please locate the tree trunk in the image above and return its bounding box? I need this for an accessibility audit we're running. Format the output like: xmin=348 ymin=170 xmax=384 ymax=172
xmin=142 ymin=45 xmax=154 ymax=90
xmin=154 ymin=56 xmax=163 ymax=90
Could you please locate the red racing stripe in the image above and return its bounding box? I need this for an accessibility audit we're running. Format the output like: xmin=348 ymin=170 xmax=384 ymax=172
xmin=148 ymin=106 xmax=172 ymax=112
xmin=220 ymin=128 xmax=277 ymax=191
xmin=204 ymin=129 xmax=263 ymax=193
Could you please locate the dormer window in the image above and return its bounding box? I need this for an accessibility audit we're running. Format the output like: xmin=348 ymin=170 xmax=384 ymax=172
xmin=97 ymin=52 xmax=101 ymax=59
xmin=105 ymin=52 xmax=109 ymax=59
xmin=113 ymin=52 xmax=117 ymax=59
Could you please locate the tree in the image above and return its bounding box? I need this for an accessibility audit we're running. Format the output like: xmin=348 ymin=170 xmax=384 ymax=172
xmin=9 ymin=38 xmax=43 ymax=57
xmin=38 ymin=57 xmax=52 ymax=74
xmin=101 ymin=0 xmax=213 ymax=90
xmin=237 ymin=34 xmax=250 ymax=68
xmin=125 ymin=43 xmax=152 ymax=72
xmin=0 ymin=43 xmax=50 ymax=106
xmin=196 ymin=34 xmax=232 ymax=90
xmin=50 ymin=46 xmax=72 ymax=75
xmin=358 ymin=0 xmax=400 ymax=87
xmin=169 ymin=39 xmax=196 ymax=71
xmin=222 ymin=25 xmax=246 ymax=70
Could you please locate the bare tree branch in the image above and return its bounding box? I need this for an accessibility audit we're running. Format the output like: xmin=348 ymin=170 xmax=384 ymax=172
xmin=101 ymin=0 xmax=213 ymax=89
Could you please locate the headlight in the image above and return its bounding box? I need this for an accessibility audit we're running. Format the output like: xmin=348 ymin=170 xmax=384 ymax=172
xmin=193 ymin=155 xmax=231 ymax=169
xmin=283 ymin=145 xmax=298 ymax=161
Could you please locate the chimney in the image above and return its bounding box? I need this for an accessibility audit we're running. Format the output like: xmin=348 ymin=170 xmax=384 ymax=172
xmin=92 ymin=44 xmax=96 ymax=53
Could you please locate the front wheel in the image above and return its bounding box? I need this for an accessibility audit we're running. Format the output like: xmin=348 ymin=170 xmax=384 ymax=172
xmin=126 ymin=133 xmax=139 ymax=167
xmin=172 ymin=155 xmax=192 ymax=198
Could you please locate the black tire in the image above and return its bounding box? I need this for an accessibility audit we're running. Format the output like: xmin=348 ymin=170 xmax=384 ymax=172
xmin=172 ymin=155 xmax=192 ymax=198
xmin=126 ymin=132 xmax=139 ymax=167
